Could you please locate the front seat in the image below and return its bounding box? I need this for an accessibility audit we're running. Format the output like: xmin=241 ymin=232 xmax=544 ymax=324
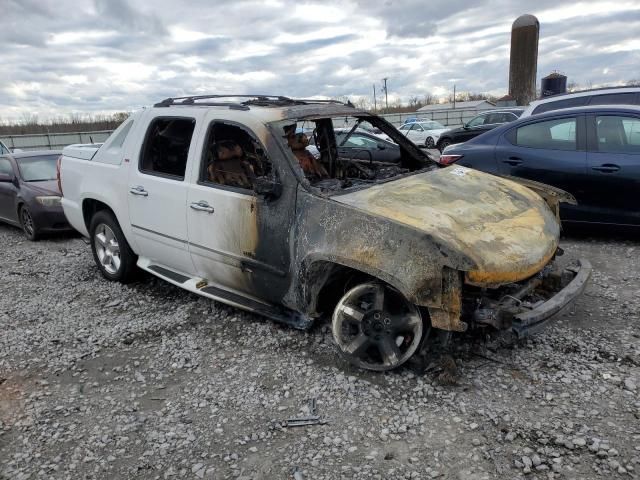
xmin=208 ymin=141 xmax=255 ymax=189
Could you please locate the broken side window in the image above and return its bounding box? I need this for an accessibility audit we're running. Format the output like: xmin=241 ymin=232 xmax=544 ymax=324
xmin=140 ymin=117 xmax=196 ymax=180
xmin=277 ymin=115 xmax=434 ymax=192
xmin=200 ymin=122 xmax=272 ymax=192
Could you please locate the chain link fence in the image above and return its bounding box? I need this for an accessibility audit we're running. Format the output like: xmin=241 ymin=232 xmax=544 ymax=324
xmin=0 ymin=108 xmax=487 ymax=152
xmin=0 ymin=130 xmax=113 ymax=152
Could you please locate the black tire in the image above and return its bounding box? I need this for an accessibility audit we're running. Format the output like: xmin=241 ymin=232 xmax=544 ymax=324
xmin=438 ymin=138 xmax=452 ymax=152
xmin=19 ymin=205 xmax=39 ymax=241
xmin=89 ymin=210 xmax=138 ymax=283
xmin=425 ymin=137 xmax=435 ymax=148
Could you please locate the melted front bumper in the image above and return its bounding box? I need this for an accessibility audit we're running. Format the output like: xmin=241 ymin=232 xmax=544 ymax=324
xmin=468 ymin=259 xmax=592 ymax=337
xmin=511 ymin=259 xmax=592 ymax=337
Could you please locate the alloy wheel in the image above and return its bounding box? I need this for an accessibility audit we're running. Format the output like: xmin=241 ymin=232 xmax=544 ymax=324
xmin=20 ymin=207 xmax=35 ymax=237
xmin=332 ymin=283 xmax=423 ymax=371
xmin=94 ymin=223 xmax=121 ymax=275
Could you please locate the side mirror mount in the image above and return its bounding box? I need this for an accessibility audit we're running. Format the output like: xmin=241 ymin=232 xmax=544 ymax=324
xmin=462 ymin=123 xmax=470 ymax=130
xmin=0 ymin=173 xmax=13 ymax=183
xmin=377 ymin=144 xmax=386 ymax=150
xmin=254 ymin=176 xmax=282 ymax=199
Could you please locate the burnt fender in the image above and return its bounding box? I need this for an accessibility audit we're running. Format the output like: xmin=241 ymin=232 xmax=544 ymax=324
xmin=288 ymin=190 xmax=480 ymax=317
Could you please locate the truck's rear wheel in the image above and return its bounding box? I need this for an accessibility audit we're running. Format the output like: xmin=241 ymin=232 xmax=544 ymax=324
xmin=89 ymin=210 xmax=137 ymax=283
xmin=332 ymin=282 xmax=423 ymax=371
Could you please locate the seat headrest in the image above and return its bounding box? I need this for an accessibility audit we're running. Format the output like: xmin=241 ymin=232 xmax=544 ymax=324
xmin=216 ymin=142 xmax=243 ymax=161
xmin=288 ymin=133 xmax=309 ymax=151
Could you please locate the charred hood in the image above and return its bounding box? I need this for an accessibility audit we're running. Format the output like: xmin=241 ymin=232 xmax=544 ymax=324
xmin=333 ymin=167 xmax=561 ymax=285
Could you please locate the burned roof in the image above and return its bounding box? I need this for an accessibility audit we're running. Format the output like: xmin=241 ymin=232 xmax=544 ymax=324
xmin=151 ymin=94 xmax=369 ymax=122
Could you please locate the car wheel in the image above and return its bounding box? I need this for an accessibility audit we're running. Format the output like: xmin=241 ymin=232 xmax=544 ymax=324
xmin=332 ymin=282 xmax=424 ymax=371
xmin=438 ymin=138 xmax=451 ymax=152
xmin=19 ymin=205 xmax=39 ymax=241
xmin=425 ymin=137 xmax=435 ymax=148
xmin=89 ymin=210 xmax=137 ymax=283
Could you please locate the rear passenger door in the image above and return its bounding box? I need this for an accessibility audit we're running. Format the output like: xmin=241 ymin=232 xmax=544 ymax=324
xmin=496 ymin=115 xmax=591 ymax=221
xmin=585 ymin=114 xmax=640 ymax=225
xmin=127 ymin=112 xmax=201 ymax=274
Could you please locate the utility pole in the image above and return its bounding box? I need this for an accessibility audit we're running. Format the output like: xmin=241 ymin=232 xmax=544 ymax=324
xmin=453 ymin=84 xmax=456 ymax=109
xmin=373 ymin=84 xmax=377 ymax=111
xmin=382 ymin=78 xmax=389 ymax=113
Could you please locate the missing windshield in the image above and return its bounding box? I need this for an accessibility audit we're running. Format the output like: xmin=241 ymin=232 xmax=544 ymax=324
xmin=278 ymin=115 xmax=434 ymax=192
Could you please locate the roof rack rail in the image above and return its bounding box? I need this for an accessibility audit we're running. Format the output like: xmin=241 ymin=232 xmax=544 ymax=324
xmin=153 ymin=94 xmax=353 ymax=109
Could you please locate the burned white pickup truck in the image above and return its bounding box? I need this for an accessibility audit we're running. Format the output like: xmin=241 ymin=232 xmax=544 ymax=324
xmin=59 ymin=95 xmax=591 ymax=371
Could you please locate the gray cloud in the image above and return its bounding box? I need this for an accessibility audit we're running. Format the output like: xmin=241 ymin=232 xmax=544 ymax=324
xmin=0 ymin=0 xmax=638 ymax=119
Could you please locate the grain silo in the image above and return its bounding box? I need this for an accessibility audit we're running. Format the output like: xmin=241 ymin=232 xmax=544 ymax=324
xmin=508 ymin=14 xmax=540 ymax=106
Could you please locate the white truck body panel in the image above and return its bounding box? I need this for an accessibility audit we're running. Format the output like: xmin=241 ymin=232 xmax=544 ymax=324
xmin=62 ymin=144 xmax=103 ymax=160
xmin=60 ymin=111 xmax=146 ymax=246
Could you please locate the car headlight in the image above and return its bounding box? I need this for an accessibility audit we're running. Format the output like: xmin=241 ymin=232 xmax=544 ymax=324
xmin=36 ymin=196 xmax=61 ymax=206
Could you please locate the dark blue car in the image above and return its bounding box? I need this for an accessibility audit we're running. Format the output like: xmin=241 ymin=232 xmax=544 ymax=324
xmin=440 ymin=105 xmax=640 ymax=227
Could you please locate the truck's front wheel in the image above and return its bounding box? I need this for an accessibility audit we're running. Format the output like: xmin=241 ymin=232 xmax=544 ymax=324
xmin=332 ymin=282 xmax=424 ymax=371
xmin=89 ymin=210 xmax=137 ymax=283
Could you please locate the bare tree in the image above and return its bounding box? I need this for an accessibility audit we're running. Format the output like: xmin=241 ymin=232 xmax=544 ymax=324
xmin=0 ymin=112 xmax=131 ymax=136
xmin=20 ymin=113 xmax=39 ymax=126
xmin=353 ymin=97 xmax=371 ymax=110
xmin=567 ymin=81 xmax=580 ymax=92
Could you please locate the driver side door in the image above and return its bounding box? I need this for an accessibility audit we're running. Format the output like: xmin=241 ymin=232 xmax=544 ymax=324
xmin=458 ymin=114 xmax=487 ymax=142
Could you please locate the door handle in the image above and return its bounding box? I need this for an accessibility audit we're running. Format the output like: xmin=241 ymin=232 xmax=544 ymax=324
xmin=190 ymin=201 xmax=214 ymax=213
xmin=129 ymin=186 xmax=148 ymax=196
xmin=591 ymin=164 xmax=620 ymax=173
xmin=502 ymin=157 xmax=523 ymax=166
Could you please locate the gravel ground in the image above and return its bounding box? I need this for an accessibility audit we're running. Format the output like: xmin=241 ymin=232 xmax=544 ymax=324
xmin=1 ymin=223 xmax=639 ymax=480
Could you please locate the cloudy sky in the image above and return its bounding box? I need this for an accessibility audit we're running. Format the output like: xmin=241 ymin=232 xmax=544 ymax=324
xmin=1 ymin=0 xmax=639 ymax=120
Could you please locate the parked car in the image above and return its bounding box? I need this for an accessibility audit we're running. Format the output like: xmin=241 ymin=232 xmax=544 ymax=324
xmin=440 ymin=105 xmax=640 ymax=227
xmin=436 ymin=108 xmax=524 ymax=151
xmin=334 ymin=129 xmax=401 ymax=163
xmin=354 ymin=123 xmax=385 ymax=138
xmin=59 ymin=94 xmax=590 ymax=371
xmin=0 ymin=150 xmax=71 ymax=240
xmin=520 ymin=86 xmax=640 ymax=118
xmin=396 ymin=120 xmax=448 ymax=148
